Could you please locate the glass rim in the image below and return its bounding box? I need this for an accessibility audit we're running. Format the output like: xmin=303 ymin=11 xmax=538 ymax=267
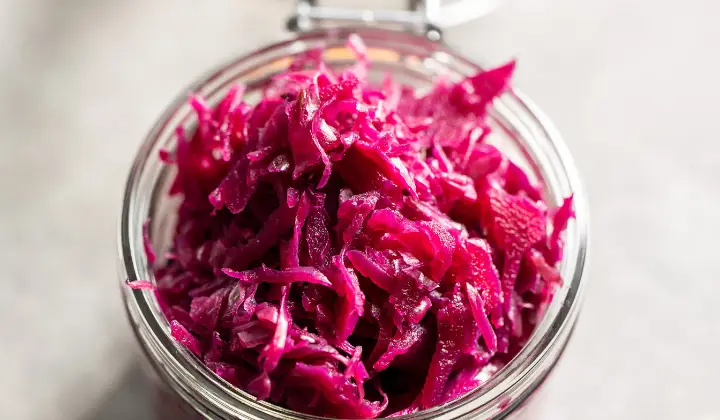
xmin=119 ymin=27 xmax=589 ymax=420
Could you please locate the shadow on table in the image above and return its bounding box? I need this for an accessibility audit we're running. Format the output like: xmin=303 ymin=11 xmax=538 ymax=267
xmin=79 ymin=362 xmax=157 ymax=420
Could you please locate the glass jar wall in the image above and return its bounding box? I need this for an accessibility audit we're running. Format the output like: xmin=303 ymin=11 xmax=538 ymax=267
xmin=118 ymin=28 xmax=588 ymax=420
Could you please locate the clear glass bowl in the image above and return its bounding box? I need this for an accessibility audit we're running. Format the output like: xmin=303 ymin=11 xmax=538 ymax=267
xmin=118 ymin=27 xmax=589 ymax=420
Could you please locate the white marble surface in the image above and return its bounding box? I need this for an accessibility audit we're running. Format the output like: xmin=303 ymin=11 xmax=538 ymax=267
xmin=1 ymin=1 xmax=719 ymax=419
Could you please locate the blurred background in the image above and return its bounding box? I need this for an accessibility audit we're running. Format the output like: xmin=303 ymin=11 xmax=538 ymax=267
xmin=1 ymin=0 xmax=718 ymax=419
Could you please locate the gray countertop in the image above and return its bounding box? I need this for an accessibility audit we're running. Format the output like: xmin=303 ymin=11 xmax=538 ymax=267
xmin=1 ymin=0 xmax=718 ymax=419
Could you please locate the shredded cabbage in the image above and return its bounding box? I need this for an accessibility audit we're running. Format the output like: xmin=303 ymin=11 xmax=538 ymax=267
xmin=134 ymin=34 xmax=574 ymax=418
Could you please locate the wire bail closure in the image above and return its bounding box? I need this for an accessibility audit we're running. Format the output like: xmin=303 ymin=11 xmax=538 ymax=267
xmin=287 ymin=0 xmax=445 ymax=41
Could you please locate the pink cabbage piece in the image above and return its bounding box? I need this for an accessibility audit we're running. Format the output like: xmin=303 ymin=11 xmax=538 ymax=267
xmin=125 ymin=279 xmax=155 ymax=290
xmin=373 ymin=323 xmax=428 ymax=371
xmin=142 ymin=220 xmax=156 ymax=265
xmin=420 ymin=285 xmax=479 ymax=408
xmin=134 ymin=34 xmax=574 ymax=418
xmin=547 ymin=194 xmax=575 ymax=264
xmin=170 ymin=320 xmax=202 ymax=356
xmin=222 ymin=265 xmax=332 ymax=288
xmin=326 ymin=253 xmax=366 ymax=344
xmin=483 ymin=186 xmax=546 ymax=335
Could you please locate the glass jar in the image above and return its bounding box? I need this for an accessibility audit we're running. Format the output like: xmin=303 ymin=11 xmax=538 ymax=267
xmin=118 ymin=24 xmax=589 ymax=420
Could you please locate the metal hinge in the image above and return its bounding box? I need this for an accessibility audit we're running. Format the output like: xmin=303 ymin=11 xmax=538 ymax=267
xmin=287 ymin=0 xmax=493 ymax=41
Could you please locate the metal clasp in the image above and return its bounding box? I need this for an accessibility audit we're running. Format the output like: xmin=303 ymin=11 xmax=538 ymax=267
xmin=287 ymin=0 xmax=444 ymax=41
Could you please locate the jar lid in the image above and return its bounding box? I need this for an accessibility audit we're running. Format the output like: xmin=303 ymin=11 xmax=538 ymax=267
xmin=288 ymin=0 xmax=501 ymax=39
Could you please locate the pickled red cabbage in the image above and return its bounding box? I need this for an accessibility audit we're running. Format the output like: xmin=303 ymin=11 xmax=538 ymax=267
xmin=137 ymin=35 xmax=573 ymax=418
